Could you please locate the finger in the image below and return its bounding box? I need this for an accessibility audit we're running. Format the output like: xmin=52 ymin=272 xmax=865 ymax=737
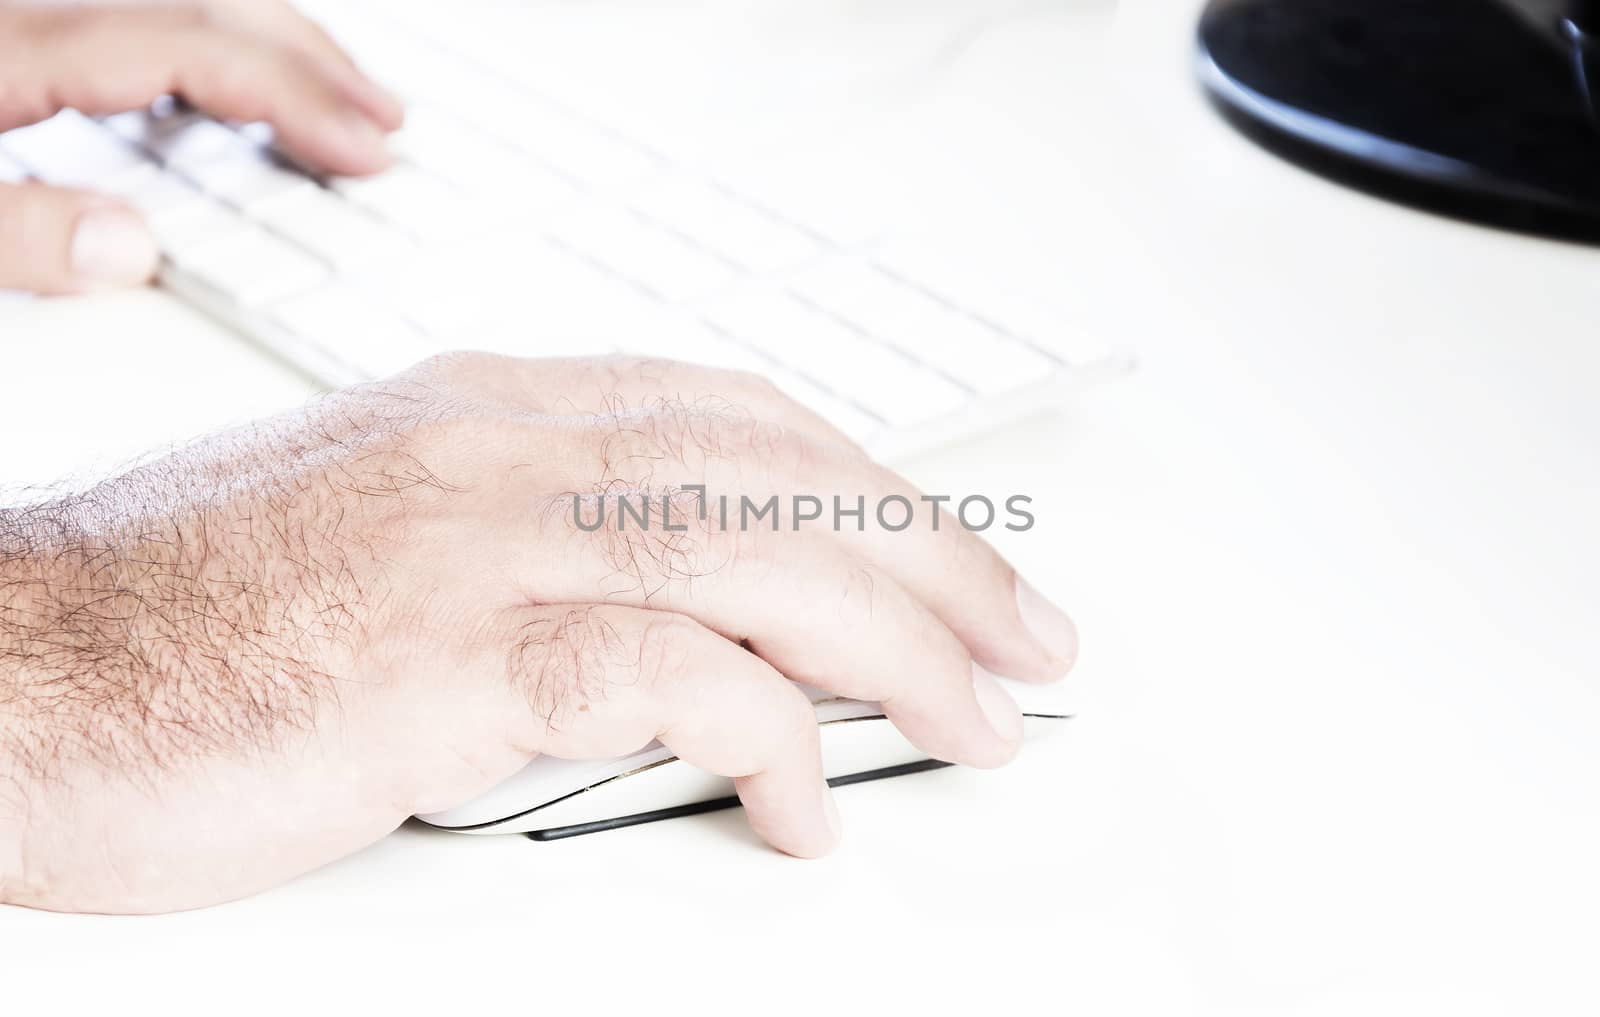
xmin=508 ymin=501 xmax=1023 ymax=770
xmin=3 ymin=6 xmax=393 ymax=174
xmin=495 ymin=606 xmax=841 ymax=859
xmin=0 ymin=181 xmax=158 ymax=294
xmin=725 ymin=433 xmax=1080 ymax=684
xmin=504 ymin=393 xmax=1075 ymax=683
xmin=199 ymin=0 xmax=405 ymax=129
xmin=435 ymin=355 xmax=1075 ymax=681
xmin=203 ymin=0 xmax=360 ymax=69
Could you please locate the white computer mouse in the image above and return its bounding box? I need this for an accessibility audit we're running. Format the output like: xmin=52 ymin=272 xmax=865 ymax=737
xmin=416 ymin=675 xmax=1073 ymax=840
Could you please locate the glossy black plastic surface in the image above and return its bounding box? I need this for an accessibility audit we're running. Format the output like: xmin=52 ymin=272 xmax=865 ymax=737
xmin=1198 ymin=0 xmax=1600 ymax=241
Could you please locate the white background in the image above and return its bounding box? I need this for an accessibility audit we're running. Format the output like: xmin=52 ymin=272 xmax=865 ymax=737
xmin=1 ymin=1 xmax=1598 ymax=1014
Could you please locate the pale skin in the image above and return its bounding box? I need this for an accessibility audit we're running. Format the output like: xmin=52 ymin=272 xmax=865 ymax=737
xmin=0 ymin=0 xmax=400 ymax=292
xmin=0 ymin=5 xmax=1078 ymax=915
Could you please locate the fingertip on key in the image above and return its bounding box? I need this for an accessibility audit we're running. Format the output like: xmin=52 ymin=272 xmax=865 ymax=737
xmin=309 ymin=111 xmax=394 ymax=177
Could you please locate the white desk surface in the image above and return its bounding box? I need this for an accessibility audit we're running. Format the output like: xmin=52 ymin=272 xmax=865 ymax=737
xmin=2 ymin=2 xmax=1598 ymax=1015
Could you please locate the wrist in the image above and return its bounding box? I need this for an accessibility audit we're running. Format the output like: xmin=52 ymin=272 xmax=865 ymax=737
xmin=0 ymin=506 xmax=81 ymax=906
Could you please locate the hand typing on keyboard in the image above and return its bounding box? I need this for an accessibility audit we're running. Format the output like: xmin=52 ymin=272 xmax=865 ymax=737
xmin=0 ymin=353 xmax=1077 ymax=913
xmin=0 ymin=0 xmax=401 ymax=294
xmin=0 ymin=2 xmax=1112 ymax=459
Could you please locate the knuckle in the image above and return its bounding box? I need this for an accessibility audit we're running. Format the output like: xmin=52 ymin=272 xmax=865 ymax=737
xmin=409 ymin=350 xmax=505 ymax=387
xmin=722 ymin=366 xmax=782 ymax=400
xmin=836 ymin=561 xmax=888 ymax=626
xmin=183 ymin=49 xmax=266 ymax=112
xmin=506 ymin=607 xmax=624 ymax=729
xmin=184 ymin=37 xmax=316 ymax=117
xmin=748 ymin=373 xmax=789 ymax=409
xmin=585 ymin=385 xmax=804 ymax=488
xmin=944 ymin=523 xmax=1011 ymax=590
xmin=636 ymin=615 xmax=700 ymax=689
xmin=160 ymin=3 xmax=214 ymax=31
xmin=121 ymin=0 xmax=210 ymax=28
xmin=723 ymin=521 xmax=779 ymax=576
xmin=703 ymin=412 xmax=795 ymax=462
xmin=0 ymin=70 xmax=51 ymax=132
xmin=773 ymin=684 xmax=821 ymax=748
xmin=664 ymin=410 xmax=803 ymax=482
xmin=589 ymin=415 xmax=677 ymax=487
xmin=585 ymin=504 xmax=731 ymax=600
xmin=600 ymin=354 xmax=678 ymax=386
xmin=327 ymin=377 xmax=447 ymax=436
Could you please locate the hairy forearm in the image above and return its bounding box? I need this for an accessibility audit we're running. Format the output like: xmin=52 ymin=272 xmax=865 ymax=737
xmin=0 ymin=505 xmax=143 ymax=904
xmin=0 ymin=442 xmax=395 ymax=909
xmin=1 ymin=491 xmax=333 ymax=763
xmin=0 ymin=392 xmax=425 ymax=761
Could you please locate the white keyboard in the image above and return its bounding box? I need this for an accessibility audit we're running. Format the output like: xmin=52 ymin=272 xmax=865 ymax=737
xmin=0 ymin=4 xmax=1124 ymax=459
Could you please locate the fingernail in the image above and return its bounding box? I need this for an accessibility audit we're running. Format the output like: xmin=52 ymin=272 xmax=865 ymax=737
xmin=70 ymin=208 xmax=158 ymax=287
xmin=822 ymin=785 xmax=842 ymax=844
xmin=972 ymin=665 xmax=1024 ymax=745
xmin=343 ymin=112 xmax=390 ymax=158
xmin=376 ymin=84 xmax=407 ymax=125
xmin=1017 ymin=576 xmax=1079 ymax=672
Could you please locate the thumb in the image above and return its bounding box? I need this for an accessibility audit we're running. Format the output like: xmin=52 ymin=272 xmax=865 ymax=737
xmin=0 ymin=181 xmax=159 ymax=295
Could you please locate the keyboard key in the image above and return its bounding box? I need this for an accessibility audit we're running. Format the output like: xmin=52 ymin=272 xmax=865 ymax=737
xmin=788 ymin=260 xmax=1056 ymax=395
xmin=711 ymin=156 xmax=885 ymax=252
xmin=875 ymin=244 xmax=1116 ymax=367
xmin=765 ymin=370 xmax=884 ymax=444
xmin=414 ymin=236 xmax=722 ymax=360
xmin=456 ymin=321 xmax=623 ymax=361
xmin=0 ymin=149 xmax=28 ymax=183
xmin=331 ymin=164 xmax=483 ymax=238
xmin=367 ymin=241 xmax=564 ymax=339
xmin=392 ymin=106 xmax=581 ymax=222
xmin=620 ymin=313 xmax=777 ymax=375
xmin=628 ymin=173 xmax=823 ymax=275
xmin=145 ymin=116 xmax=256 ymax=169
xmin=171 ymin=229 xmax=329 ymax=307
xmin=383 ymin=237 xmax=662 ymax=352
xmin=330 ymin=21 xmax=479 ymax=104
xmin=703 ymin=288 xmax=968 ymax=427
xmin=148 ymin=196 xmax=256 ymax=257
xmin=550 ymin=200 xmax=736 ymax=303
xmin=491 ymin=102 xmax=666 ymax=194
xmin=235 ymin=121 xmax=277 ymax=148
xmin=101 ymin=109 xmax=156 ymax=145
xmin=0 ymin=110 xmax=148 ymax=189
xmin=183 ymin=152 xmax=316 ymax=212
xmin=381 ymin=263 xmax=498 ymax=338
xmin=258 ymin=188 xmax=420 ymax=272
xmin=269 ymin=283 xmax=434 ymax=377
xmin=389 ymin=106 xmax=510 ymax=179
xmin=507 ymin=240 xmax=676 ymax=351
xmin=93 ymin=164 xmax=198 ymax=217
xmin=492 ymin=160 xmax=585 ymax=224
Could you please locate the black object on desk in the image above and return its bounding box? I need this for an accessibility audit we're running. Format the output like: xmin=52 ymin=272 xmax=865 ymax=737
xmin=1197 ymin=0 xmax=1600 ymax=242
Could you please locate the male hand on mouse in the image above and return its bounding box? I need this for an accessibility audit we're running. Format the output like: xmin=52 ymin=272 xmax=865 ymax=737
xmin=0 ymin=354 xmax=1078 ymax=914
xmin=0 ymin=0 xmax=400 ymax=294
